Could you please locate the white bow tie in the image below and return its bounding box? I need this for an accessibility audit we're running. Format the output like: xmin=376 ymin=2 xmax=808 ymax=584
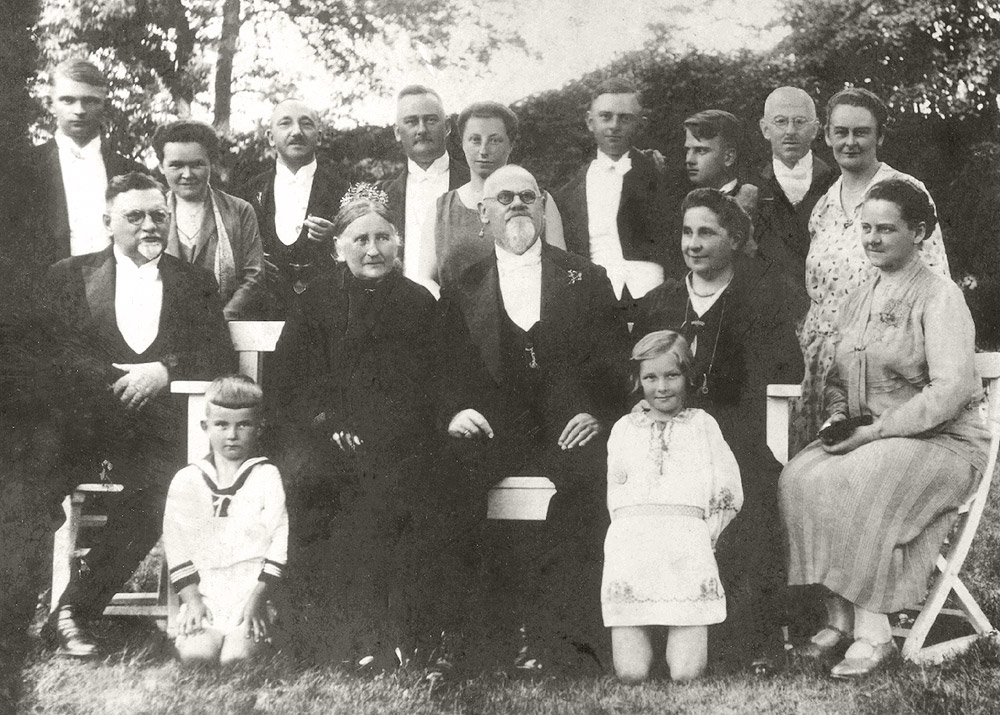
xmin=595 ymin=154 xmax=632 ymax=176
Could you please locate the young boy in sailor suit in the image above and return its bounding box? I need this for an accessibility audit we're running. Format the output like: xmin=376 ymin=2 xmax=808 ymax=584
xmin=163 ymin=375 xmax=288 ymax=665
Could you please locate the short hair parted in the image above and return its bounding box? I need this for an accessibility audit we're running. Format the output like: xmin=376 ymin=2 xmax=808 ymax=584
xmin=630 ymin=330 xmax=694 ymax=394
xmin=397 ymin=84 xmax=444 ymax=107
xmin=864 ymin=178 xmax=938 ymax=237
xmin=105 ymin=172 xmax=166 ymax=205
xmin=52 ymin=58 xmax=108 ymax=91
xmin=205 ymin=374 xmax=264 ymax=413
xmin=826 ymin=87 xmax=889 ymax=137
xmin=591 ymin=78 xmax=643 ymax=108
xmin=152 ymin=120 xmax=221 ymax=163
xmin=683 ymin=109 xmax=743 ymax=152
xmin=457 ymin=101 xmax=519 ymax=144
xmin=681 ymin=188 xmax=753 ymax=250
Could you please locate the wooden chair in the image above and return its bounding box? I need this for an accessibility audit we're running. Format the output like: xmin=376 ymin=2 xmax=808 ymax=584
xmin=766 ymin=352 xmax=1000 ymax=664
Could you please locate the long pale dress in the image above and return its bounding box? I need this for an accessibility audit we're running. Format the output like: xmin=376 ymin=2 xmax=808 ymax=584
xmin=780 ymin=259 xmax=988 ymax=612
xmin=601 ymin=404 xmax=743 ymax=626
xmin=795 ymin=164 xmax=950 ymax=448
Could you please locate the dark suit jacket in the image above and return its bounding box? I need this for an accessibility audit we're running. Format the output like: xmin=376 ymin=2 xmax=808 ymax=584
xmin=45 ymin=248 xmax=234 ymax=394
xmin=438 ymin=244 xmax=630 ymax=490
xmin=235 ymin=166 xmax=349 ymax=279
xmin=23 ymin=139 xmax=146 ymax=269
xmin=380 ymin=155 xmax=470 ymax=239
xmin=752 ymin=156 xmax=837 ymax=319
xmin=275 ymin=264 xmax=438 ymax=460
xmin=554 ymin=149 xmax=682 ymax=278
xmin=632 ymin=253 xmax=803 ymax=508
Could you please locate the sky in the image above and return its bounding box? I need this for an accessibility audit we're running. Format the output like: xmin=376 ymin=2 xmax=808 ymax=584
xmin=227 ymin=0 xmax=787 ymax=131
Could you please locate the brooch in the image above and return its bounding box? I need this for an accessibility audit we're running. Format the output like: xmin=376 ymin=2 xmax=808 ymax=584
xmin=877 ymin=298 xmax=907 ymax=328
xmin=567 ymin=269 xmax=583 ymax=285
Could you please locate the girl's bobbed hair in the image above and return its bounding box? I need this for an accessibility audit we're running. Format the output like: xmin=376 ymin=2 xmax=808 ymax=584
xmin=629 ymin=330 xmax=693 ymax=393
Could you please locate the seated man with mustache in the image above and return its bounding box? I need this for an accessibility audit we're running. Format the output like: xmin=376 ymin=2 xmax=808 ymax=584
xmin=438 ymin=165 xmax=630 ymax=673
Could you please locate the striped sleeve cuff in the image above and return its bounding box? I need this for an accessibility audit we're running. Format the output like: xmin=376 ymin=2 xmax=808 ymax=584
xmin=169 ymin=561 xmax=200 ymax=591
xmin=259 ymin=559 xmax=285 ymax=584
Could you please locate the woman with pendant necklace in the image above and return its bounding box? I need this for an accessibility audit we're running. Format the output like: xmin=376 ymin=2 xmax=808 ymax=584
xmin=153 ymin=121 xmax=264 ymax=320
xmin=633 ymin=188 xmax=802 ymax=673
xmin=796 ymin=89 xmax=949 ymax=450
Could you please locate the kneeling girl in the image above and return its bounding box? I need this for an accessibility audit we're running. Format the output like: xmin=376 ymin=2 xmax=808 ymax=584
xmin=602 ymin=330 xmax=742 ymax=682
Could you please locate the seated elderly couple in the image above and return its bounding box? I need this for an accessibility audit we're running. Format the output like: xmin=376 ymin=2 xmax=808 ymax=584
xmin=271 ymin=166 xmax=798 ymax=678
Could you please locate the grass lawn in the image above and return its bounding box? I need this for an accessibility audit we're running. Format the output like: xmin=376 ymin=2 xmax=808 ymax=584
xmin=20 ymin=467 xmax=1000 ymax=714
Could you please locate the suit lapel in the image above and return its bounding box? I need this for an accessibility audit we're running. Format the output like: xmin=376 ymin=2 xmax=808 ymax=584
xmin=461 ymin=260 xmax=502 ymax=383
xmin=540 ymin=248 xmax=573 ymax=349
xmin=83 ymin=249 xmax=116 ymax=330
xmin=44 ymin=141 xmax=71 ymax=256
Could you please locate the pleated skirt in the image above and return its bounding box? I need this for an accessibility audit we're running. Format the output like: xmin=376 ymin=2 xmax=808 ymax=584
xmin=779 ymin=437 xmax=978 ymax=613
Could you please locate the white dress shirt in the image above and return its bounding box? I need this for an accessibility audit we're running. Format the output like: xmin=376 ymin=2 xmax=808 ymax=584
xmin=586 ymin=149 xmax=631 ymax=298
xmin=496 ymin=240 xmax=542 ymax=332
xmin=273 ymin=158 xmax=317 ymax=246
xmin=772 ymin=150 xmax=814 ymax=205
xmin=114 ymin=246 xmax=163 ymax=354
xmin=55 ymin=131 xmax=110 ymax=256
xmin=403 ymin=154 xmax=451 ymax=278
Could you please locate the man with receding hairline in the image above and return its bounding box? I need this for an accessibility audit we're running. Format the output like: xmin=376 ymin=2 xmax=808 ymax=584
xmin=753 ymin=86 xmax=837 ymax=321
xmin=382 ymin=85 xmax=469 ymax=280
xmin=237 ymin=99 xmax=349 ymax=316
xmin=22 ymin=58 xmax=145 ymax=268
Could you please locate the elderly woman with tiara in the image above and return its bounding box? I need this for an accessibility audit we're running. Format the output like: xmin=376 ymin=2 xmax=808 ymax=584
xmin=273 ymin=183 xmax=441 ymax=669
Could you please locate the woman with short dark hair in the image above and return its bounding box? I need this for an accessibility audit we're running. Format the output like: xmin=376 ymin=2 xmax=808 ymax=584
xmin=415 ymin=101 xmax=565 ymax=293
xmin=153 ymin=120 xmax=264 ymax=319
xmin=632 ymin=188 xmax=802 ymax=671
xmin=780 ymin=179 xmax=989 ymax=678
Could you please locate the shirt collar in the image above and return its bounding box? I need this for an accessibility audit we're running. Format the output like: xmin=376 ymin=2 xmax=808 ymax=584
xmin=275 ymin=157 xmax=318 ymax=183
xmin=55 ymin=130 xmax=102 ymax=160
xmin=407 ymin=153 xmax=450 ymax=178
xmin=719 ymin=178 xmax=739 ymax=194
xmin=495 ymin=237 xmax=542 ymax=269
xmin=593 ymin=149 xmax=632 ymax=174
xmin=773 ymin=150 xmax=813 ymax=178
xmin=113 ymin=245 xmax=162 ymax=277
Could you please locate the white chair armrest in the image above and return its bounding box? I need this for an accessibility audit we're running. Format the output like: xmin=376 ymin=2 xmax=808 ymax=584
xmin=766 ymin=383 xmax=802 ymax=466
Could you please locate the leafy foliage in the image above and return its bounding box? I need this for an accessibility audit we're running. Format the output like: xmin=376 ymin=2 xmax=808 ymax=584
xmin=776 ymin=0 xmax=1000 ymax=120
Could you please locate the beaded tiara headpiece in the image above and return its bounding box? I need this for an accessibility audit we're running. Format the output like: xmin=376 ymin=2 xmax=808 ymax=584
xmin=340 ymin=182 xmax=389 ymax=209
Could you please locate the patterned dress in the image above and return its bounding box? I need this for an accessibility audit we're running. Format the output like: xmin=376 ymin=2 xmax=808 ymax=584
xmin=601 ymin=404 xmax=743 ymax=627
xmin=796 ymin=164 xmax=950 ymax=448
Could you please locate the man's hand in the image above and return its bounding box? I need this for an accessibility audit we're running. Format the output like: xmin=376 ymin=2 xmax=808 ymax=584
xmin=558 ymin=413 xmax=600 ymax=450
xmin=111 ymin=361 xmax=169 ymax=410
xmin=448 ymin=409 xmax=494 ymax=439
xmin=303 ymin=215 xmax=335 ymax=244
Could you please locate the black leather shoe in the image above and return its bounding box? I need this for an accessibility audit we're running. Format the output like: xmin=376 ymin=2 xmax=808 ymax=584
xmin=45 ymin=607 xmax=98 ymax=659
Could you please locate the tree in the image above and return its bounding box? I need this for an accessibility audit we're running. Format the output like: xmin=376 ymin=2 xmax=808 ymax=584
xmin=34 ymin=0 xmax=525 ymax=137
xmin=775 ymin=0 xmax=1000 ymax=121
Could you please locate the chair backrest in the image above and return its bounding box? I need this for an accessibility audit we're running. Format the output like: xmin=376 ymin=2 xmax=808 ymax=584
xmin=227 ymin=321 xmax=285 ymax=382
xmin=963 ymin=352 xmax=1000 ymax=512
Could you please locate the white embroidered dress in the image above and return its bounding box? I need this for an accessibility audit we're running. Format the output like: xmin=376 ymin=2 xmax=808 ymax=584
xmin=601 ymin=405 xmax=743 ymax=627
xmin=163 ymin=456 xmax=288 ymax=633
